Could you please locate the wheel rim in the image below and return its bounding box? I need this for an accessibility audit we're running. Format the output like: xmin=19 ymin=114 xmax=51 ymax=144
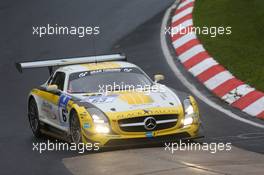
xmin=70 ymin=113 xmax=81 ymax=144
xmin=29 ymin=101 xmax=39 ymax=132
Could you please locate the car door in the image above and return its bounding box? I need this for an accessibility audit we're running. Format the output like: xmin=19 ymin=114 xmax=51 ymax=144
xmin=41 ymin=71 xmax=68 ymax=129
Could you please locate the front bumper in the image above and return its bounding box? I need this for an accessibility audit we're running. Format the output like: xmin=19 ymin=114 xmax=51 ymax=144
xmin=78 ymin=105 xmax=201 ymax=147
xmin=82 ymin=123 xmax=200 ymax=147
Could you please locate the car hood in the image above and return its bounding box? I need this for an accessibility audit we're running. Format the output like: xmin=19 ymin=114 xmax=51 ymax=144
xmin=71 ymin=85 xmax=182 ymax=113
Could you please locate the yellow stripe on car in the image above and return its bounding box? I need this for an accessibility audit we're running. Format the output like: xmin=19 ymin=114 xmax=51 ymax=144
xmin=31 ymin=89 xmax=59 ymax=105
xmin=81 ymin=62 xmax=121 ymax=70
xmin=118 ymin=91 xmax=153 ymax=105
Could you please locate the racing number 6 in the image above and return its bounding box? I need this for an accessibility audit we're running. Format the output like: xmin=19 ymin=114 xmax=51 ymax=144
xmin=58 ymin=94 xmax=71 ymax=125
xmin=61 ymin=109 xmax=67 ymax=122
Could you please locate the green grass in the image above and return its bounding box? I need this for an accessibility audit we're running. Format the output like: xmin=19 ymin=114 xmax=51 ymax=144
xmin=193 ymin=0 xmax=264 ymax=91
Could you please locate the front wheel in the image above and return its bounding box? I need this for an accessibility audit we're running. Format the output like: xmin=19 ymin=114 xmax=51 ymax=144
xmin=28 ymin=98 xmax=42 ymax=138
xmin=70 ymin=111 xmax=82 ymax=144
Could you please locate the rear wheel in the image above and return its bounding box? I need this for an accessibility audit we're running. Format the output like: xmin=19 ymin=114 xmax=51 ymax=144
xmin=70 ymin=111 xmax=82 ymax=144
xmin=28 ymin=98 xmax=42 ymax=138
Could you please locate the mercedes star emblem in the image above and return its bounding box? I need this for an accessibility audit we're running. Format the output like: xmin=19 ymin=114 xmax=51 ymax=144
xmin=144 ymin=117 xmax=157 ymax=130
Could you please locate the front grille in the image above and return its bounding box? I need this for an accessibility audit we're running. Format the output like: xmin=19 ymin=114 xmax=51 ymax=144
xmin=118 ymin=114 xmax=178 ymax=132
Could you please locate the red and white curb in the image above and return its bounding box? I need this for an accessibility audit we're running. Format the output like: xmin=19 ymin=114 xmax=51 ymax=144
xmin=170 ymin=0 xmax=264 ymax=119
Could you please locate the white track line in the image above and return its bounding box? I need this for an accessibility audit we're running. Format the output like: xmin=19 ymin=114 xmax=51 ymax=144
xmin=161 ymin=2 xmax=264 ymax=129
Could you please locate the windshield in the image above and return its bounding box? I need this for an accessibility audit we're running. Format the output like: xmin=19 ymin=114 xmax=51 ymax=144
xmin=68 ymin=67 xmax=153 ymax=93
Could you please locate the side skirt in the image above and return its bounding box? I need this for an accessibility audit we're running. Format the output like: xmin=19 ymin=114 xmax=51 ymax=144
xmin=39 ymin=121 xmax=70 ymax=142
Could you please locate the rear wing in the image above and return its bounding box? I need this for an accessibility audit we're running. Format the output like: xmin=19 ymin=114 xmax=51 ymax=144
xmin=15 ymin=53 xmax=126 ymax=74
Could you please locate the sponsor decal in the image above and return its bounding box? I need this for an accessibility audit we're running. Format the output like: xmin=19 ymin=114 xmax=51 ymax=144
xmin=123 ymin=68 xmax=132 ymax=72
xmin=146 ymin=132 xmax=154 ymax=138
xmin=89 ymin=68 xmax=122 ymax=75
xmin=143 ymin=109 xmax=151 ymax=114
xmin=58 ymin=94 xmax=71 ymax=126
xmin=58 ymin=94 xmax=71 ymax=108
xmin=82 ymin=94 xmax=118 ymax=104
xmin=90 ymin=69 xmax=103 ymax=75
xmin=70 ymin=67 xmax=142 ymax=81
xmin=79 ymin=71 xmax=88 ymax=78
xmin=102 ymin=68 xmax=121 ymax=73
xmin=42 ymin=101 xmax=52 ymax=111
xmin=41 ymin=101 xmax=57 ymax=119
xmin=83 ymin=123 xmax=90 ymax=129
xmin=116 ymin=108 xmax=177 ymax=119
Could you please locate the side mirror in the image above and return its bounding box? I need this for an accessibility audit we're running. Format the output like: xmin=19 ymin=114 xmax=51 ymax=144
xmin=154 ymin=74 xmax=165 ymax=83
xmin=46 ymin=84 xmax=60 ymax=93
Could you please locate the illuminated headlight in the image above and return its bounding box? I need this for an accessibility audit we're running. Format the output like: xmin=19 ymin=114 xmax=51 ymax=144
xmin=183 ymin=98 xmax=194 ymax=115
xmin=183 ymin=98 xmax=197 ymax=126
xmin=92 ymin=114 xmax=106 ymax=124
xmin=183 ymin=117 xmax=193 ymax=126
xmin=87 ymin=108 xmax=110 ymax=134
xmin=87 ymin=108 xmax=109 ymax=124
xmin=95 ymin=125 xmax=110 ymax=134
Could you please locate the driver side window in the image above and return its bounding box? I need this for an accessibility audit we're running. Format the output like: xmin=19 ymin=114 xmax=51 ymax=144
xmin=50 ymin=72 xmax=65 ymax=91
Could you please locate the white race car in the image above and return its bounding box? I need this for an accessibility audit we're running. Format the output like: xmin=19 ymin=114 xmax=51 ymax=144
xmin=16 ymin=54 xmax=201 ymax=146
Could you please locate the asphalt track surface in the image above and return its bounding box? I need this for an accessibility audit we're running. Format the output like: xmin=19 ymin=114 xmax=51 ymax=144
xmin=0 ymin=0 xmax=264 ymax=175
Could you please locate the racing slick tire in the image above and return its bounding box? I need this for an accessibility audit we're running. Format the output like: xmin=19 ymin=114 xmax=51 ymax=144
xmin=69 ymin=110 xmax=82 ymax=144
xmin=28 ymin=98 xmax=42 ymax=138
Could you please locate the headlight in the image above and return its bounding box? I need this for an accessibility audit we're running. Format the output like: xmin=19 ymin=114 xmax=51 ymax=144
xmin=183 ymin=117 xmax=193 ymax=126
xmin=86 ymin=108 xmax=110 ymax=134
xmin=182 ymin=98 xmax=197 ymax=126
xmin=87 ymin=108 xmax=108 ymax=124
xmin=183 ymin=98 xmax=194 ymax=116
xmin=95 ymin=125 xmax=110 ymax=134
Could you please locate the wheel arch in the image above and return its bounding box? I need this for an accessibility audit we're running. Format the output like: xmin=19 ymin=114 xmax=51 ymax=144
xmin=28 ymin=95 xmax=37 ymax=110
xmin=27 ymin=93 xmax=42 ymax=117
xmin=28 ymin=95 xmax=35 ymax=104
xmin=69 ymin=108 xmax=77 ymax=122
